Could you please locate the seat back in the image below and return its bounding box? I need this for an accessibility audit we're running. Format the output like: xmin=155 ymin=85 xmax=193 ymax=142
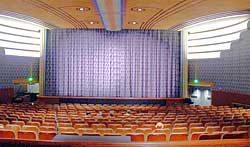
xmin=0 ymin=129 xmax=15 ymax=139
xmin=169 ymin=133 xmax=188 ymax=141
xmin=126 ymin=133 xmax=145 ymax=142
xmin=39 ymin=131 xmax=56 ymax=140
xmin=147 ymin=133 xmax=166 ymax=142
xmin=18 ymin=130 xmax=37 ymax=140
xmin=222 ymin=126 xmax=236 ymax=132
xmin=199 ymin=134 xmax=221 ymax=140
xmin=222 ymin=132 xmax=249 ymax=139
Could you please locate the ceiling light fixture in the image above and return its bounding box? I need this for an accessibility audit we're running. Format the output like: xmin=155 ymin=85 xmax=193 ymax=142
xmin=76 ymin=7 xmax=90 ymax=11
xmin=88 ymin=21 xmax=98 ymax=25
xmin=128 ymin=21 xmax=138 ymax=25
xmin=131 ymin=7 xmax=145 ymax=12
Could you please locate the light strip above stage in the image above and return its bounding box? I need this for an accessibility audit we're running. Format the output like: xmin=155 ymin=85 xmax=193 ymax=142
xmin=94 ymin=0 xmax=123 ymax=31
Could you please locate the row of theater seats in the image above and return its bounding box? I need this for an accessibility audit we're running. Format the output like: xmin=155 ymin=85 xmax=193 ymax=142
xmin=0 ymin=103 xmax=249 ymax=142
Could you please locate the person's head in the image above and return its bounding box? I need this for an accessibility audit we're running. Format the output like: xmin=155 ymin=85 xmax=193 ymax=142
xmin=155 ymin=122 xmax=164 ymax=129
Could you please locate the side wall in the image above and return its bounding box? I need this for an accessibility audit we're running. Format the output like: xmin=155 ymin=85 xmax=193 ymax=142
xmin=189 ymin=22 xmax=250 ymax=95
xmin=0 ymin=49 xmax=39 ymax=102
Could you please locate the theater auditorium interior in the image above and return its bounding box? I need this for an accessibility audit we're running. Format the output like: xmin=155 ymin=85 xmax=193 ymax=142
xmin=0 ymin=0 xmax=250 ymax=147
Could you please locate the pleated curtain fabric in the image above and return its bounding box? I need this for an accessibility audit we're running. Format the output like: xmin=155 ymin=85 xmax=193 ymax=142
xmin=45 ymin=29 xmax=180 ymax=98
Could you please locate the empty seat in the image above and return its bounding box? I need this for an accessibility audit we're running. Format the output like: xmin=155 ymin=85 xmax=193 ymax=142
xmin=42 ymin=122 xmax=56 ymax=127
xmin=222 ymin=131 xmax=249 ymax=139
xmin=91 ymin=124 xmax=106 ymax=131
xmin=124 ymin=124 xmax=139 ymax=131
xmin=174 ymin=123 xmax=188 ymax=128
xmin=103 ymin=133 xmax=121 ymax=136
xmin=135 ymin=128 xmax=153 ymax=136
xmin=39 ymin=131 xmax=56 ymax=140
xmin=58 ymin=123 xmax=72 ymax=127
xmin=172 ymin=127 xmax=188 ymax=133
xmin=107 ymin=124 xmax=122 ymax=131
xmin=147 ymin=133 xmax=166 ymax=142
xmin=22 ymin=125 xmax=39 ymax=134
xmin=206 ymin=126 xmax=221 ymax=133
xmin=77 ymin=128 xmax=95 ymax=135
xmin=237 ymin=125 xmax=250 ymax=131
xmin=205 ymin=122 xmax=218 ymax=127
xmin=18 ymin=130 xmax=37 ymax=140
xmin=199 ymin=133 xmax=221 ymax=140
xmin=0 ymin=129 xmax=15 ymax=139
xmin=189 ymin=127 xmax=206 ymax=134
xmin=154 ymin=128 xmax=171 ymax=134
xmin=58 ymin=127 xmax=76 ymax=134
xmin=126 ymin=133 xmax=145 ymax=142
xmin=96 ymin=128 xmax=113 ymax=136
xmin=74 ymin=123 xmax=89 ymax=129
xmin=222 ymin=126 xmax=236 ymax=132
xmin=116 ymin=128 xmax=133 ymax=136
xmin=40 ymin=126 xmax=56 ymax=131
xmin=5 ymin=124 xmax=21 ymax=136
xmin=169 ymin=133 xmax=188 ymax=141
xmin=141 ymin=124 xmax=156 ymax=130
xmin=26 ymin=121 xmax=41 ymax=127
xmin=190 ymin=132 xmax=206 ymax=140
xmin=189 ymin=123 xmax=203 ymax=128
xmin=11 ymin=121 xmax=25 ymax=127
xmin=0 ymin=120 xmax=9 ymax=126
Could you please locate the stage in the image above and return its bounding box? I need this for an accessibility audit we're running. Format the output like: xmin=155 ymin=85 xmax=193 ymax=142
xmin=38 ymin=96 xmax=184 ymax=105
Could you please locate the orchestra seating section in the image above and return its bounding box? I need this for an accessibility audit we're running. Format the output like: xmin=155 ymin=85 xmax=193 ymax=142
xmin=0 ymin=102 xmax=249 ymax=142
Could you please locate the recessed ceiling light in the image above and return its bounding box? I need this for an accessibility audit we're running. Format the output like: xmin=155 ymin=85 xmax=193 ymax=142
xmin=88 ymin=21 xmax=98 ymax=25
xmin=128 ymin=21 xmax=138 ymax=25
xmin=76 ymin=7 xmax=90 ymax=11
xmin=131 ymin=7 xmax=145 ymax=12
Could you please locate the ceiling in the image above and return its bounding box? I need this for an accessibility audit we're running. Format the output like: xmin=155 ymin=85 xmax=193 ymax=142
xmin=0 ymin=0 xmax=249 ymax=30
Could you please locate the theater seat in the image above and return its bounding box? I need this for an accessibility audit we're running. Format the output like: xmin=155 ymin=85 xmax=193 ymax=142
xmin=222 ymin=132 xmax=249 ymax=139
xmin=73 ymin=123 xmax=89 ymax=129
xmin=126 ymin=133 xmax=145 ymax=142
xmin=190 ymin=132 xmax=206 ymax=140
xmin=103 ymin=133 xmax=121 ymax=136
xmin=116 ymin=128 xmax=133 ymax=136
xmin=26 ymin=121 xmax=41 ymax=128
xmin=96 ymin=128 xmax=113 ymax=136
xmin=107 ymin=124 xmax=122 ymax=131
xmin=222 ymin=126 xmax=236 ymax=132
xmin=147 ymin=133 xmax=166 ymax=142
xmin=40 ymin=126 xmax=56 ymax=131
xmin=124 ymin=124 xmax=139 ymax=131
xmin=199 ymin=134 xmax=221 ymax=140
xmin=237 ymin=125 xmax=250 ymax=131
xmin=77 ymin=128 xmax=95 ymax=135
xmin=206 ymin=126 xmax=221 ymax=133
xmin=169 ymin=133 xmax=188 ymax=141
xmin=22 ymin=125 xmax=40 ymax=134
xmin=39 ymin=131 xmax=56 ymax=140
xmin=0 ymin=129 xmax=15 ymax=139
xmin=18 ymin=130 xmax=37 ymax=140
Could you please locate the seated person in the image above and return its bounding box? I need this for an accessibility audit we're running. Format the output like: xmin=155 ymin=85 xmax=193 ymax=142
xmin=155 ymin=122 xmax=164 ymax=129
xmin=96 ymin=111 xmax=103 ymax=118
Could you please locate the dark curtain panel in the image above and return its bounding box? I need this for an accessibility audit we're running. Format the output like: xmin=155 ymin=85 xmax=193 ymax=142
xmin=45 ymin=29 xmax=180 ymax=97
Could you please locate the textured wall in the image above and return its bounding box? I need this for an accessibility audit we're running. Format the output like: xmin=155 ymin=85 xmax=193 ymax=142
xmin=189 ymin=21 xmax=250 ymax=94
xmin=0 ymin=48 xmax=39 ymax=89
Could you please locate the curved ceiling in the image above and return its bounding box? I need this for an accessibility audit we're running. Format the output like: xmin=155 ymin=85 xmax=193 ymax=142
xmin=0 ymin=0 xmax=249 ymax=30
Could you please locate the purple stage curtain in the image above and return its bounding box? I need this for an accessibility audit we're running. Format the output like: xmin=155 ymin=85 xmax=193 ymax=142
xmin=45 ymin=29 xmax=180 ymax=97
